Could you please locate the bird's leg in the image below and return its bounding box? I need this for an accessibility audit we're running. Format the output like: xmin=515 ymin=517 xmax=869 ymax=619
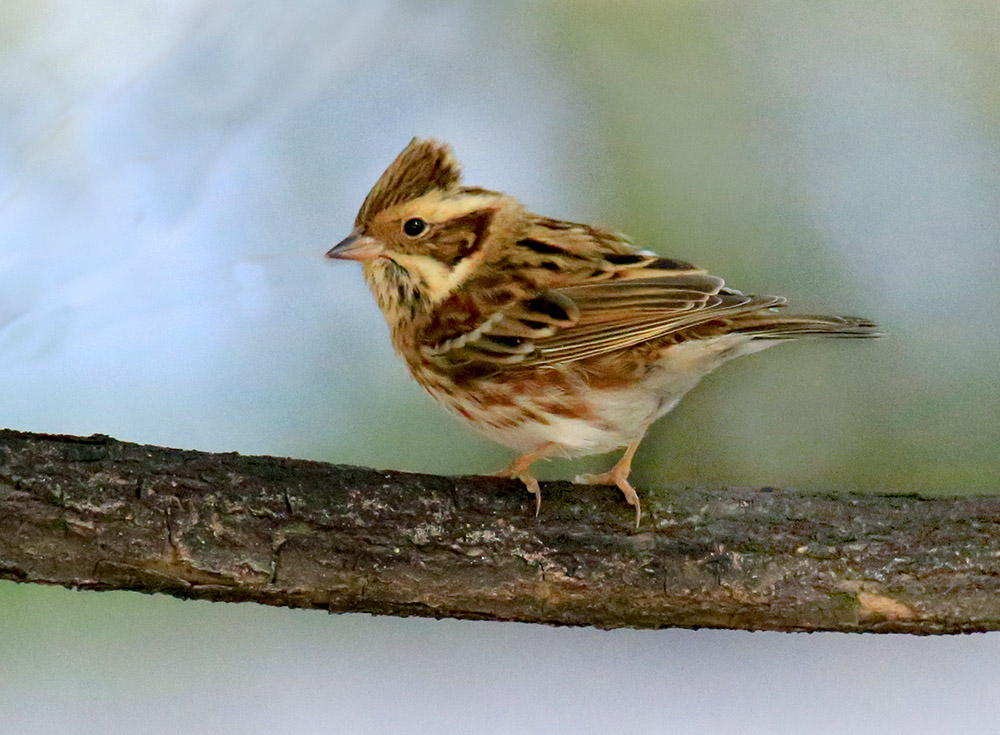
xmin=494 ymin=442 xmax=557 ymax=516
xmin=575 ymin=439 xmax=643 ymax=527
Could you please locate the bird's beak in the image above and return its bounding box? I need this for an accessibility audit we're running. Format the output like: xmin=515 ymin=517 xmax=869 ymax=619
xmin=325 ymin=232 xmax=384 ymax=261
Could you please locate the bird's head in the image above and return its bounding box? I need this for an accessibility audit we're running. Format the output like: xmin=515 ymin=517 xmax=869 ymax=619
xmin=327 ymin=138 xmax=524 ymax=315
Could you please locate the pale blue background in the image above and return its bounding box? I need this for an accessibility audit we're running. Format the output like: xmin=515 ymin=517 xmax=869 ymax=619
xmin=2 ymin=2 xmax=998 ymax=733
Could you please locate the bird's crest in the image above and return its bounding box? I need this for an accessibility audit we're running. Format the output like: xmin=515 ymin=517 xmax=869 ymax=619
xmin=355 ymin=138 xmax=462 ymax=227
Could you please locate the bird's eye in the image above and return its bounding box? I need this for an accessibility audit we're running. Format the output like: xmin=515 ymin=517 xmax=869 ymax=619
xmin=403 ymin=218 xmax=427 ymax=237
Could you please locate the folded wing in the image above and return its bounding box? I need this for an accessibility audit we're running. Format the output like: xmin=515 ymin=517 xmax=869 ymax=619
xmin=422 ymin=271 xmax=786 ymax=370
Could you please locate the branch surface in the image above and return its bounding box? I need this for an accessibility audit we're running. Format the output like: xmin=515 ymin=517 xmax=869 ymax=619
xmin=1 ymin=428 xmax=998 ymax=633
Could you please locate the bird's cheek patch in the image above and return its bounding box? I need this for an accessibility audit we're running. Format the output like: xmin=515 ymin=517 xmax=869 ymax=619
xmin=433 ymin=209 xmax=495 ymax=267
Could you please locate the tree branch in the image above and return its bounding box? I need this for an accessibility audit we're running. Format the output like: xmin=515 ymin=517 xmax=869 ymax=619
xmin=1 ymin=428 xmax=997 ymax=633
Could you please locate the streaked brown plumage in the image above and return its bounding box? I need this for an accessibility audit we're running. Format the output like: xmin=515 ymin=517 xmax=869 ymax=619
xmin=327 ymin=138 xmax=879 ymax=525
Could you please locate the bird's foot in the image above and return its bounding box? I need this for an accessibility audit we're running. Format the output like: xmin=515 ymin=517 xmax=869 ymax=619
xmin=493 ymin=468 xmax=542 ymax=516
xmin=494 ymin=443 xmax=556 ymax=516
xmin=575 ymin=468 xmax=642 ymax=528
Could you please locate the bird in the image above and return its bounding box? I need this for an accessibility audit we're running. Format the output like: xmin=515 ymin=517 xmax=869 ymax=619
xmin=326 ymin=138 xmax=879 ymax=526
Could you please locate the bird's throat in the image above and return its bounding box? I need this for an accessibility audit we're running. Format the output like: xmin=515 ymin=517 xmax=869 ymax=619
xmin=364 ymin=258 xmax=427 ymax=337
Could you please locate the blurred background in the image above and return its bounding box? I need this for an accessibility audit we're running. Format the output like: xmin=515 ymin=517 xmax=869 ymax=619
xmin=1 ymin=1 xmax=998 ymax=733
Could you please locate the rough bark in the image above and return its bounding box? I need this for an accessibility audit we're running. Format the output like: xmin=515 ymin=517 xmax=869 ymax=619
xmin=1 ymin=428 xmax=998 ymax=633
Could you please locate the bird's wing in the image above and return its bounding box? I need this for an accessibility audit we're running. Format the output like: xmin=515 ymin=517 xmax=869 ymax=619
xmin=420 ymin=264 xmax=784 ymax=371
xmin=533 ymin=277 xmax=784 ymax=365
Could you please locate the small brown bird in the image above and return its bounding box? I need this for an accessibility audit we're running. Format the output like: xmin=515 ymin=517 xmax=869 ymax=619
xmin=327 ymin=138 xmax=878 ymax=525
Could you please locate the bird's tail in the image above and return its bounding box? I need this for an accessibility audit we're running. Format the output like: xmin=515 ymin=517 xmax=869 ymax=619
xmin=733 ymin=312 xmax=882 ymax=340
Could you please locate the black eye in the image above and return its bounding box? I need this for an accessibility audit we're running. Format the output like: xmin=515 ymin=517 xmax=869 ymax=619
xmin=403 ymin=218 xmax=426 ymax=237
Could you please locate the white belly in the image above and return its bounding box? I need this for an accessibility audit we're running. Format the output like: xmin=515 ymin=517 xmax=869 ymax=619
xmin=434 ymin=334 xmax=780 ymax=457
xmin=471 ymin=387 xmax=662 ymax=457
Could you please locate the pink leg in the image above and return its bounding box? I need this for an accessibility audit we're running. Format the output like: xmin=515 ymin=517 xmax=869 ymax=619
xmin=575 ymin=439 xmax=643 ymax=527
xmin=495 ymin=442 xmax=558 ymax=516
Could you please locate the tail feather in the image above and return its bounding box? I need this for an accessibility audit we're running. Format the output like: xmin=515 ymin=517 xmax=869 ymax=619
xmin=734 ymin=313 xmax=882 ymax=340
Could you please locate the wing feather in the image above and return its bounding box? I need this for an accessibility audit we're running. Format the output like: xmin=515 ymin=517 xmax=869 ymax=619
xmin=421 ymin=269 xmax=786 ymax=371
xmin=418 ymin=217 xmax=800 ymax=373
